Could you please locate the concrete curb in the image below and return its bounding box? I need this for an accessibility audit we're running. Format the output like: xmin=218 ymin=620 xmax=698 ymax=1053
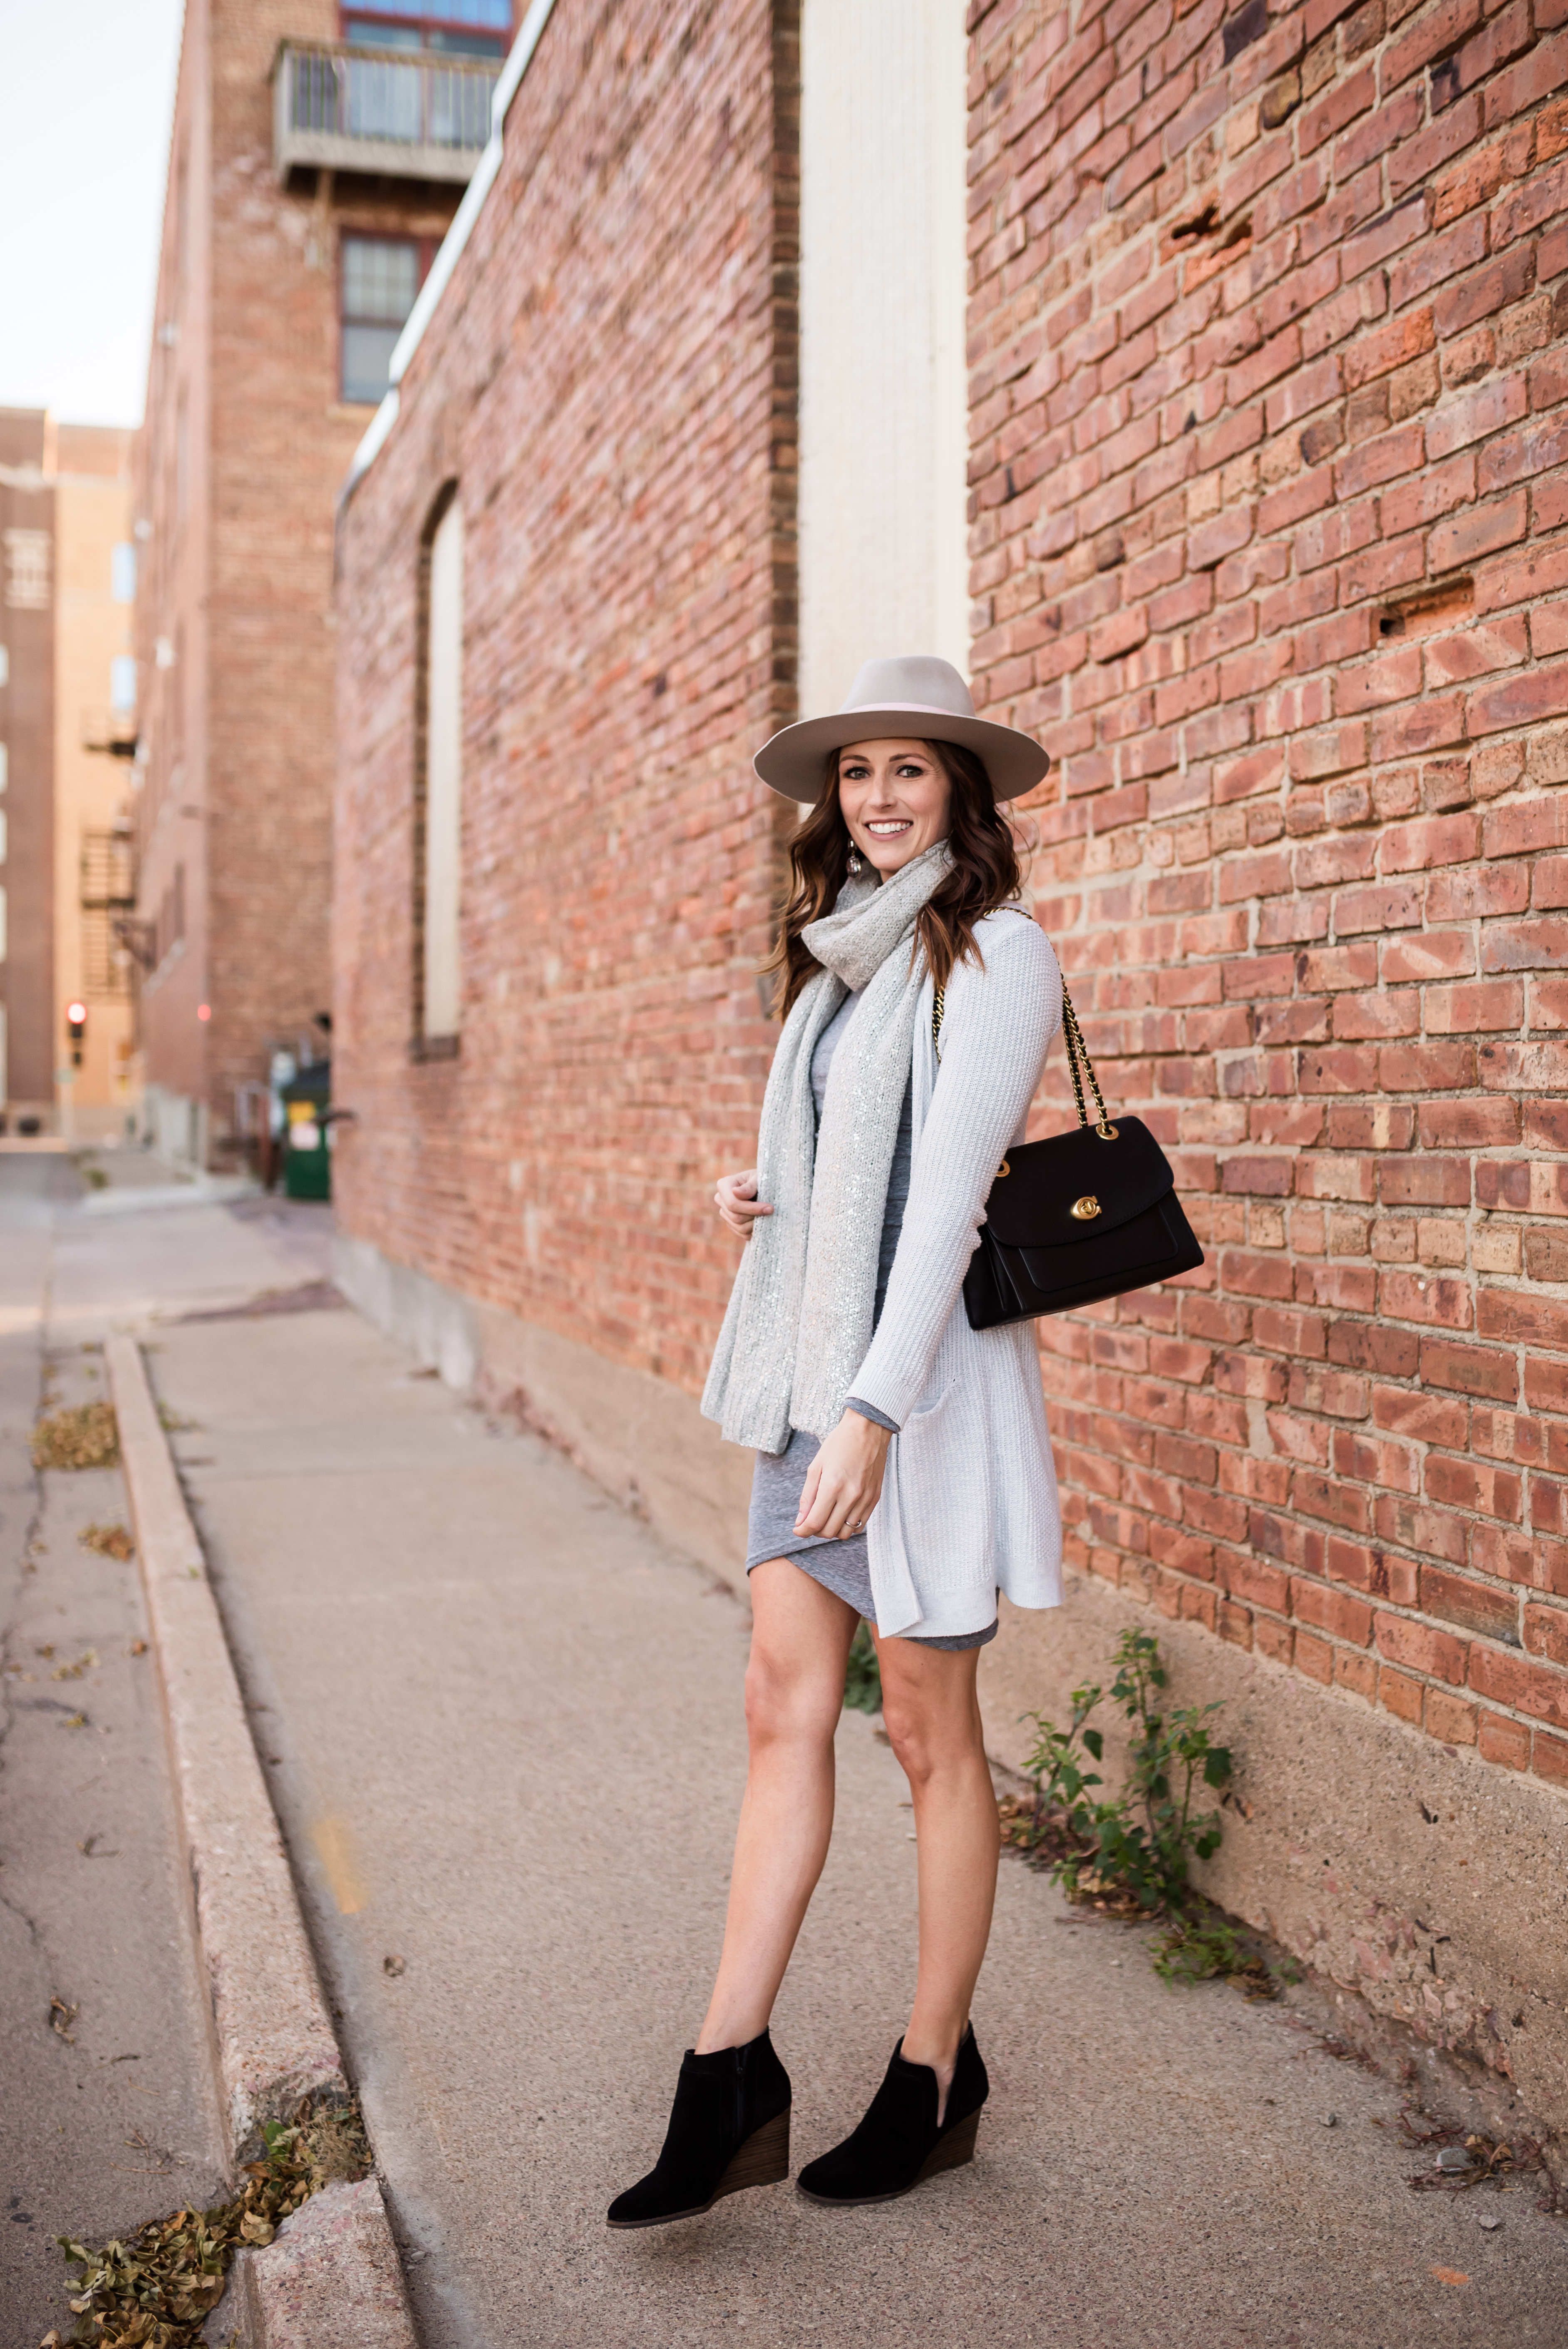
xmin=78 ymin=1177 xmax=258 ymax=1217
xmin=221 ymin=2180 xmax=416 ymax=2349
xmin=106 ymin=1336 xmax=418 ymax=2349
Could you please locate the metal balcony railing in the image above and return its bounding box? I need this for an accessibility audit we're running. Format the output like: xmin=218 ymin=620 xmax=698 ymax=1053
xmin=80 ymin=705 xmax=138 ymax=758
xmin=272 ymin=41 xmax=497 ymax=186
xmin=79 ymin=827 xmax=137 ymax=998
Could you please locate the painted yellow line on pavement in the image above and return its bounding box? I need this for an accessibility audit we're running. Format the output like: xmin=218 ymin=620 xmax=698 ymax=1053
xmin=311 ymin=1817 xmax=368 ymax=1915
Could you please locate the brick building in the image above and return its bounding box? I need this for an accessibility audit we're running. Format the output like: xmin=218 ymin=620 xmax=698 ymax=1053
xmin=133 ymin=0 xmax=509 ymax=1167
xmin=0 ymin=409 xmax=57 ymax=1126
xmin=0 ymin=412 xmax=138 ymax=1135
xmin=53 ymin=425 xmax=139 ymax=1140
xmin=335 ymin=0 xmax=1568 ymax=2125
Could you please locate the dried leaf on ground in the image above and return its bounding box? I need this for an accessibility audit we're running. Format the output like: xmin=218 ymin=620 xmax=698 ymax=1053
xmin=81 ymin=1522 xmax=135 ymax=1561
xmin=1402 ymin=2106 xmax=1547 ymax=2195
xmin=32 ymin=1403 xmax=120 ymax=1472
xmin=49 ymin=1997 xmax=79 ymax=2043
xmin=52 ymin=1652 xmax=98 ymax=1681
xmin=49 ymin=2097 xmax=372 ymax=2347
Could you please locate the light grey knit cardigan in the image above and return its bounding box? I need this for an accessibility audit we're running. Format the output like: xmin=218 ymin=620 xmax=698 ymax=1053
xmin=843 ymin=907 xmax=1066 ymax=1637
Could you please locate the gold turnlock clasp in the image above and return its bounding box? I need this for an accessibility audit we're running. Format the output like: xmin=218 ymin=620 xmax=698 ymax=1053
xmin=1071 ymin=1194 xmax=1102 ymax=1220
xmin=996 ymin=1159 xmax=1011 ymax=1178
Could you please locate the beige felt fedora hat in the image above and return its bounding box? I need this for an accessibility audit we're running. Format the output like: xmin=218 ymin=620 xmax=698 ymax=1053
xmin=754 ymin=655 xmax=1050 ymax=805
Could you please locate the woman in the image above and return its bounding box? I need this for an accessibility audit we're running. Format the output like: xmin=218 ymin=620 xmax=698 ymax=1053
xmin=608 ymin=656 xmax=1064 ymax=2228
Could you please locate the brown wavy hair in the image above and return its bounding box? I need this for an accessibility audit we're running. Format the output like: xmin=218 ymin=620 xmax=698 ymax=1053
xmin=765 ymin=740 xmax=1025 ymax=1018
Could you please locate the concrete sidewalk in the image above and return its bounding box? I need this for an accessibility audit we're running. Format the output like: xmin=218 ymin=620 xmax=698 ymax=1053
xmin=0 ymin=1169 xmax=339 ymax=2346
xmin=0 ymin=1159 xmax=263 ymax=2343
xmin=147 ymin=1297 xmax=1564 ymax=2349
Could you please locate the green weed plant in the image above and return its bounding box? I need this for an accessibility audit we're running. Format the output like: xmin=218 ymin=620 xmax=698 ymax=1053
xmin=1009 ymin=1629 xmax=1262 ymax=1983
xmin=843 ymin=1619 xmax=882 ymax=1714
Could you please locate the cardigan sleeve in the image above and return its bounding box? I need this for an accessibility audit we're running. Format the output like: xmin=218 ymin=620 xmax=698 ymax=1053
xmin=844 ymin=914 xmax=1062 ymax=1432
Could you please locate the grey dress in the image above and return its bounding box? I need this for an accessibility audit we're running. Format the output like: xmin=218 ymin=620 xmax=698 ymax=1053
xmin=745 ymin=988 xmax=997 ymax=1651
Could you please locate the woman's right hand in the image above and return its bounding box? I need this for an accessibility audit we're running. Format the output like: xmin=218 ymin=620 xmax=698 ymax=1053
xmin=714 ymin=1168 xmax=773 ymax=1241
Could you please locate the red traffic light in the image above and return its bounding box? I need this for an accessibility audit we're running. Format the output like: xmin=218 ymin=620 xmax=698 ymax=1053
xmin=66 ymin=1001 xmax=87 ymax=1028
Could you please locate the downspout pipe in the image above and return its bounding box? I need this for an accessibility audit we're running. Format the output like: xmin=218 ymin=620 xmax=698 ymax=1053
xmin=339 ymin=0 xmax=558 ymax=506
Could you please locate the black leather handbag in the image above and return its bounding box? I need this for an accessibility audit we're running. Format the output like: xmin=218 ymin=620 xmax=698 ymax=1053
xmin=935 ymin=983 xmax=1205 ymax=1331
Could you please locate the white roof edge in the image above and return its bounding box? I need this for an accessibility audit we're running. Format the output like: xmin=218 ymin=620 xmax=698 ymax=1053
xmin=340 ymin=0 xmax=559 ymax=504
xmin=340 ymin=389 xmax=400 ymax=502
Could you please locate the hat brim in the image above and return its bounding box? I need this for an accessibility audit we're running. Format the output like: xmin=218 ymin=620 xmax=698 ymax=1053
xmin=753 ymin=704 xmax=1050 ymax=805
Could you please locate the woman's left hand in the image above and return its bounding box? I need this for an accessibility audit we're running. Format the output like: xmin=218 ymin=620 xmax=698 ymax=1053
xmin=795 ymin=1410 xmax=892 ymax=1541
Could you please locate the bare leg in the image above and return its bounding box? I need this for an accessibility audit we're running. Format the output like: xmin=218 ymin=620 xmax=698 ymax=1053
xmin=874 ymin=1634 xmax=999 ymax=2125
xmin=694 ymin=1559 xmax=858 ymax=2054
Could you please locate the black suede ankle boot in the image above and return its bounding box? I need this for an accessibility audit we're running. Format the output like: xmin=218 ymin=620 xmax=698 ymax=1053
xmin=607 ymin=2030 xmax=791 ymax=2229
xmin=796 ymin=2024 xmax=987 ymax=2207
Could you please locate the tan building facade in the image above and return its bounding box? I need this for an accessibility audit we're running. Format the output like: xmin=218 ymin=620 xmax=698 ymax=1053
xmin=0 ymin=409 xmax=57 ymax=1127
xmin=53 ymin=425 xmax=138 ymax=1141
xmin=133 ymin=0 xmax=508 ymax=1167
xmin=0 ymin=411 xmax=137 ymax=1136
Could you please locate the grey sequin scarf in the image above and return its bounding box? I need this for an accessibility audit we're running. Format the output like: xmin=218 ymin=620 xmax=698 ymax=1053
xmin=701 ymin=842 xmax=953 ymax=1453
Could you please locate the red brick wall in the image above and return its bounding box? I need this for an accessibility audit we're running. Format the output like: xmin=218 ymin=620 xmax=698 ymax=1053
xmin=334 ymin=0 xmax=799 ymax=1391
xmin=135 ymin=0 xmax=461 ymax=1154
xmin=134 ymin=0 xmax=213 ymax=1121
xmin=968 ymin=0 xmax=1568 ymax=1792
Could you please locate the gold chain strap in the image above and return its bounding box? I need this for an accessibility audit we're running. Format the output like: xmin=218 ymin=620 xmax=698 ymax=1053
xmin=933 ymin=979 xmax=1116 ymax=1140
xmin=1061 ymin=991 xmax=1117 ymax=1139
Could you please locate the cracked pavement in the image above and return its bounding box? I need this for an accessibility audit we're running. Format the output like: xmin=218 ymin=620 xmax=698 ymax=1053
xmin=5 ymin=1156 xmax=1568 ymax=2348
xmin=0 ymin=1151 xmax=321 ymax=2346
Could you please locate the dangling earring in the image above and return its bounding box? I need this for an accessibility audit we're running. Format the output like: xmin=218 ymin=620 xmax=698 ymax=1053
xmin=846 ymin=839 xmax=863 ymax=876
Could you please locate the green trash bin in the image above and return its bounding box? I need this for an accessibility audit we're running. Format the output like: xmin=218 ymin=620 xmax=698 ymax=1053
xmin=281 ymin=1065 xmax=332 ymax=1202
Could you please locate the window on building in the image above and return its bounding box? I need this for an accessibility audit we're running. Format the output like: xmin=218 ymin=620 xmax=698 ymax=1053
xmin=111 ymin=544 xmax=136 ymax=602
xmin=4 ymin=529 xmax=50 ymax=611
xmin=341 ymin=236 xmax=422 ymax=405
xmin=342 ymin=0 xmax=511 ymax=57
xmin=157 ymin=865 xmax=186 ymax=969
xmin=110 ymin=656 xmax=137 ymax=713
xmin=416 ymin=489 xmax=464 ymax=1045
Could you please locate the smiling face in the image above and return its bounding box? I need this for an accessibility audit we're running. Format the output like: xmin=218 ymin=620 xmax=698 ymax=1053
xmin=836 ymin=738 xmax=953 ymax=878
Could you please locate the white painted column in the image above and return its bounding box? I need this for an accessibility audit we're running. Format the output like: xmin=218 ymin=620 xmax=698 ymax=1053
xmin=798 ymin=0 xmax=969 ymax=720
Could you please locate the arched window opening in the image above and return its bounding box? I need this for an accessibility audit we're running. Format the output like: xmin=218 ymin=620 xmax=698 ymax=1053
xmin=413 ymin=483 xmax=463 ymax=1053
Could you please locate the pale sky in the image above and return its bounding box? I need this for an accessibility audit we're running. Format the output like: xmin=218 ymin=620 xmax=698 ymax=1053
xmin=0 ymin=0 xmax=186 ymax=428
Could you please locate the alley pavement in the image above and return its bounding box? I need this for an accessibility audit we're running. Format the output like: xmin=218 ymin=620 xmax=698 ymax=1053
xmin=144 ymin=1235 xmax=1565 ymax=2348
xmin=3 ymin=1165 xmax=1566 ymax=2346
xmin=0 ymin=1148 xmax=328 ymax=2344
